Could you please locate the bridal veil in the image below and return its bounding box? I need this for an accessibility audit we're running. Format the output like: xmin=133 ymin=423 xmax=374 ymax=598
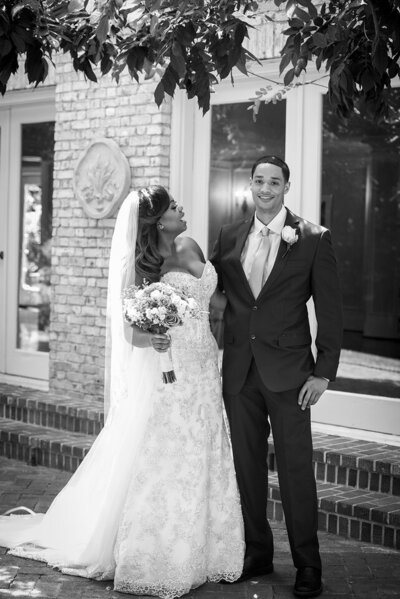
xmin=0 ymin=191 xmax=160 ymax=578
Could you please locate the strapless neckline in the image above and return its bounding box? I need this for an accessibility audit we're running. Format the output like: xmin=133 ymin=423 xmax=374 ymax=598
xmin=162 ymin=260 xmax=211 ymax=282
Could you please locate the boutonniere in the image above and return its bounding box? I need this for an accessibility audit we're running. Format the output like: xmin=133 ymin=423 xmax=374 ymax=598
xmin=281 ymin=226 xmax=299 ymax=257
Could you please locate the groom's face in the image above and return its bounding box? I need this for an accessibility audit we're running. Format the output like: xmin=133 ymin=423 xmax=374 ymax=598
xmin=250 ymin=163 xmax=290 ymax=219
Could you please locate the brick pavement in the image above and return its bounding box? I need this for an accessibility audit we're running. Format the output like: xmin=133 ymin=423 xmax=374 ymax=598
xmin=0 ymin=457 xmax=399 ymax=599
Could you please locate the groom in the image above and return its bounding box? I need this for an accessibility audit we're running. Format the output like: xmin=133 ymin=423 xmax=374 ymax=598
xmin=210 ymin=156 xmax=342 ymax=598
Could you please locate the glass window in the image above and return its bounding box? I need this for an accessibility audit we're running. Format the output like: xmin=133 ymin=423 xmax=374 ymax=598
xmin=208 ymin=101 xmax=286 ymax=344
xmin=17 ymin=122 xmax=54 ymax=352
xmin=321 ymin=92 xmax=400 ymax=398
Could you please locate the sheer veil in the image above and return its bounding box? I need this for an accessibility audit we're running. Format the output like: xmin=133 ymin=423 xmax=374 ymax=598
xmin=0 ymin=191 xmax=160 ymax=579
xmin=104 ymin=189 xmax=141 ymax=418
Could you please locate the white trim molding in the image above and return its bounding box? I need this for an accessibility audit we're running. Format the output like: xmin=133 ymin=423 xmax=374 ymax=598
xmin=312 ymin=390 xmax=400 ymax=436
xmin=0 ymin=86 xmax=55 ymax=108
xmin=0 ymin=373 xmax=49 ymax=392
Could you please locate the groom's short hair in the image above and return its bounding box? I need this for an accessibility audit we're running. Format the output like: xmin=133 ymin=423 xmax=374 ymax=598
xmin=251 ymin=155 xmax=290 ymax=182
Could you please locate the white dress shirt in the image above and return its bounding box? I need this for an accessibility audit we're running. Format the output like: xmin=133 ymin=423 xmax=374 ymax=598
xmin=241 ymin=205 xmax=287 ymax=283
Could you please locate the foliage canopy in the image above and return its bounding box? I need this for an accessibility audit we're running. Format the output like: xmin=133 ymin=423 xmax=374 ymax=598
xmin=0 ymin=0 xmax=399 ymax=120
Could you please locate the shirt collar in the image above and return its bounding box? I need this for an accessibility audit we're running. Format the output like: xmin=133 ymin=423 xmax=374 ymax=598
xmin=253 ymin=205 xmax=287 ymax=235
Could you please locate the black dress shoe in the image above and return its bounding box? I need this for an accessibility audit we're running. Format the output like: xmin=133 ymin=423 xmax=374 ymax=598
xmin=220 ymin=555 xmax=273 ymax=584
xmin=293 ymin=567 xmax=322 ymax=597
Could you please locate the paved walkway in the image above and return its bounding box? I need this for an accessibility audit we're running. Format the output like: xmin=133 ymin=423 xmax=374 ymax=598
xmin=0 ymin=457 xmax=399 ymax=599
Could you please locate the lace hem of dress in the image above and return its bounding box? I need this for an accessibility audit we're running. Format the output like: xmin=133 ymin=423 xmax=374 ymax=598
xmin=115 ymin=570 xmax=242 ymax=599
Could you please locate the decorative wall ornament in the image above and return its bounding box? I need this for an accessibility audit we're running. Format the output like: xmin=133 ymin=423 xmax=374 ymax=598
xmin=73 ymin=138 xmax=131 ymax=219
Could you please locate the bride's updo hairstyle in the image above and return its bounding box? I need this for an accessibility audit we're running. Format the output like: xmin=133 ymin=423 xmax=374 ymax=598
xmin=135 ymin=185 xmax=170 ymax=283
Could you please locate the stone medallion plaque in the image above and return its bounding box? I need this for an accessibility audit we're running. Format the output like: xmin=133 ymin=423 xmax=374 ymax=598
xmin=73 ymin=138 xmax=131 ymax=219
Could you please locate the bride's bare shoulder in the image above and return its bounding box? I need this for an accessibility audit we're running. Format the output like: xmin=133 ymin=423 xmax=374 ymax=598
xmin=175 ymin=236 xmax=205 ymax=262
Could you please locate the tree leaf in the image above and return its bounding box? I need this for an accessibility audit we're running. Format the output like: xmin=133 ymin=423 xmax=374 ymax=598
xmin=279 ymin=51 xmax=292 ymax=74
xmin=96 ymin=14 xmax=109 ymax=42
xmin=372 ymin=37 xmax=388 ymax=76
xmin=283 ymin=66 xmax=295 ymax=85
xmin=68 ymin=0 xmax=84 ymax=12
xmin=235 ymin=48 xmax=247 ymax=75
xmin=312 ymin=32 xmax=328 ymax=48
xmin=82 ymin=58 xmax=97 ymax=82
xmin=154 ymin=80 xmax=164 ymax=106
xmin=293 ymin=6 xmax=311 ymax=23
xmin=0 ymin=39 xmax=13 ymax=57
xmin=296 ymin=0 xmax=318 ymax=19
xmin=162 ymin=64 xmax=178 ymax=97
xmin=100 ymin=53 xmax=113 ymax=75
xmin=170 ymin=48 xmax=186 ymax=77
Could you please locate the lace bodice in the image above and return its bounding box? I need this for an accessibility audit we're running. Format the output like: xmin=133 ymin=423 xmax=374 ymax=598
xmin=161 ymin=260 xmax=217 ymax=351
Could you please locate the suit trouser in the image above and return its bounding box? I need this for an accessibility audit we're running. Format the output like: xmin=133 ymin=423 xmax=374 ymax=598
xmin=224 ymin=358 xmax=322 ymax=571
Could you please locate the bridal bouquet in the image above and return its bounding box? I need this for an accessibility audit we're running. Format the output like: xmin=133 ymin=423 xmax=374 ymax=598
xmin=122 ymin=281 xmax=198 ymax=383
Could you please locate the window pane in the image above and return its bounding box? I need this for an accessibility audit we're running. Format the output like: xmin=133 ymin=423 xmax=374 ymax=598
xmin=208 ymin=101 xmax=286 ymax=255
xmin=208 ymin=102 xmax=286 ymax=345
xmin=321 ymin=93 xmax=400 ymax=398
xmin=18 ymin=122 xmax=54 ymax=352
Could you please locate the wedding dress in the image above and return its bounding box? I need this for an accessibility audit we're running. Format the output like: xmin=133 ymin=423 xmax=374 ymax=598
xmin=0 ymin=260 xmax=245 ymax=599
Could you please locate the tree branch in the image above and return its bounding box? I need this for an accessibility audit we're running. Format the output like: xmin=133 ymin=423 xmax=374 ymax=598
xmin=365 ymin=0 xmax=380 ymax=44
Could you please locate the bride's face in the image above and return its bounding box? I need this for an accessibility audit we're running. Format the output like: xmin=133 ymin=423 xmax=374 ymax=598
xmin=158 ymin=196 xmax=187 ymax=234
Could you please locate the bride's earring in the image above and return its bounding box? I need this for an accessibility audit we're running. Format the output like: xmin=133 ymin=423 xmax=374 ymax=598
xmin=158 ymin=223 xmax=165 ymax=230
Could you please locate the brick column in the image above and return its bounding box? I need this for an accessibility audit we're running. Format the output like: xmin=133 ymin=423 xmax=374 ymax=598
xmin=49 ymin=54 xmax=171 ymax=402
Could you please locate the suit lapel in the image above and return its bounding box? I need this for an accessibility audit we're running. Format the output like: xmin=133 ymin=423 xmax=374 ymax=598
xmin=258 ymin=208 xmax=300 ymax=299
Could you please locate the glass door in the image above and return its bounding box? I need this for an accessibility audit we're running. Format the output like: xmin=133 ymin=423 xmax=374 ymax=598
xmin=320 ymin=91 xmax=400 ymax=399
xmin=0 ymin=102 xmax=55 ymax=381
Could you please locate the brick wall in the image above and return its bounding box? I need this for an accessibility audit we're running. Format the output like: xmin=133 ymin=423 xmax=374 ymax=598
xmin=49 ymin=53 xmax=171 ymax=402
xmin=245 ymin=1 xmax=288 ymax=59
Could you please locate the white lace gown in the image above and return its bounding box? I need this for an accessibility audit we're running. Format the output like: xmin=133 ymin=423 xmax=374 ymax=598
xmin=0 ymin=261 xmax=245 ymax=599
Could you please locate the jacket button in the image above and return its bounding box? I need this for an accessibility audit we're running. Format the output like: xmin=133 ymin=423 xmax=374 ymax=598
xmin=251 ymin=334 xmax=256 ymax=340
xmin=252 ymin=306 xmax=258 ymax=311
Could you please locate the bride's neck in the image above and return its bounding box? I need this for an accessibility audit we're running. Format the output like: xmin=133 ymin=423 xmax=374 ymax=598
xmin=158 ymin=234 xmax=177 ymax=259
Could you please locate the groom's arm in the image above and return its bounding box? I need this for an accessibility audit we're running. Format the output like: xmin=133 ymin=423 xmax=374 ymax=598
xmin=311 ymin=229 xmax=343 ymax=382
xmin=209 ymin=228 xmax=224 ymax=292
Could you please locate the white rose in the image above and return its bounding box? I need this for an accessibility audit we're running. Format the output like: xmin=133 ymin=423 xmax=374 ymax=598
xmin=281 ymin=226 xmax=298 ymax=246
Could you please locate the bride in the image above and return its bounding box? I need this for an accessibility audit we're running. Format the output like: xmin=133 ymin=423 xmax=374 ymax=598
xmin=0 ymin=185 xmax=245 ymax=598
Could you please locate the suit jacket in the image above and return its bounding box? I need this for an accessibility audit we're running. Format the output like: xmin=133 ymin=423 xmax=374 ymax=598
xmin=210 ymin=208 xmax=343 ymax=395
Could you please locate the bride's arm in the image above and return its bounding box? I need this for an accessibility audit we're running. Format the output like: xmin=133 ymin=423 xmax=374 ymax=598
xmin=209 ymin=288 xmax=227 ymax=312
xmin=123 ymin=321 xmax=170 ymax=352
xmin=123 ymin=322 xmax=151 ymax=347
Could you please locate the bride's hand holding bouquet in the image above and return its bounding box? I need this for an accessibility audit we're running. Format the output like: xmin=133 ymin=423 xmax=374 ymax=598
xmin=123 ymin=281 xmax=198 ymax=383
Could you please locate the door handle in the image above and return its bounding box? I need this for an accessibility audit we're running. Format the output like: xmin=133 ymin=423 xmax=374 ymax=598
xmin=0 ymin=251 xmax=3 ymax=260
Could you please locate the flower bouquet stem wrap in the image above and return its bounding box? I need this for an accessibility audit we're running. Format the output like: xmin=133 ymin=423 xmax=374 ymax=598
xmin=159 ymin=347 xmax=176 ymax=384
xmin=122 ymin=281 xmax=199 ymax=384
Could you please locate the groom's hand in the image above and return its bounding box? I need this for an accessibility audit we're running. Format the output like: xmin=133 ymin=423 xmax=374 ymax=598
xmin=298 ymin=376 xmax=328 ymax=411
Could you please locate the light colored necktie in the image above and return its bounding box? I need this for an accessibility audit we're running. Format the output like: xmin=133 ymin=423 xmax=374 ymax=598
xmin=248 ymin=226 xmax=271 ymax=298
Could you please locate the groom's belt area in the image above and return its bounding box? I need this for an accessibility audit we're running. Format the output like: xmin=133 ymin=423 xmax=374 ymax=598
xmin=224 ymin=330 xmax=311 ymax=348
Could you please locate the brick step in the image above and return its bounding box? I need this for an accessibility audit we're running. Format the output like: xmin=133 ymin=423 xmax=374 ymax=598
xmin=268 ymin=432 xmax=400 ymax=497
xmin=1 ymin=386 xmax=399 ymax=496
xmin=0 ymin=418 xmax=93 ymax=472
xmin=267 ymin=472 xmax=400 ymax=550
xmin=1 ymin=384 xmax=400 ymax=496
xmin=1 ymin=417 xmax=399 ymax=550
xmin=0 ymin=386 xmax=104 ymax=436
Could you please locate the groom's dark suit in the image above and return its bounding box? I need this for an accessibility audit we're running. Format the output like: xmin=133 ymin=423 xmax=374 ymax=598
xmin=211 ymin=207 xmax=342 ymax=571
